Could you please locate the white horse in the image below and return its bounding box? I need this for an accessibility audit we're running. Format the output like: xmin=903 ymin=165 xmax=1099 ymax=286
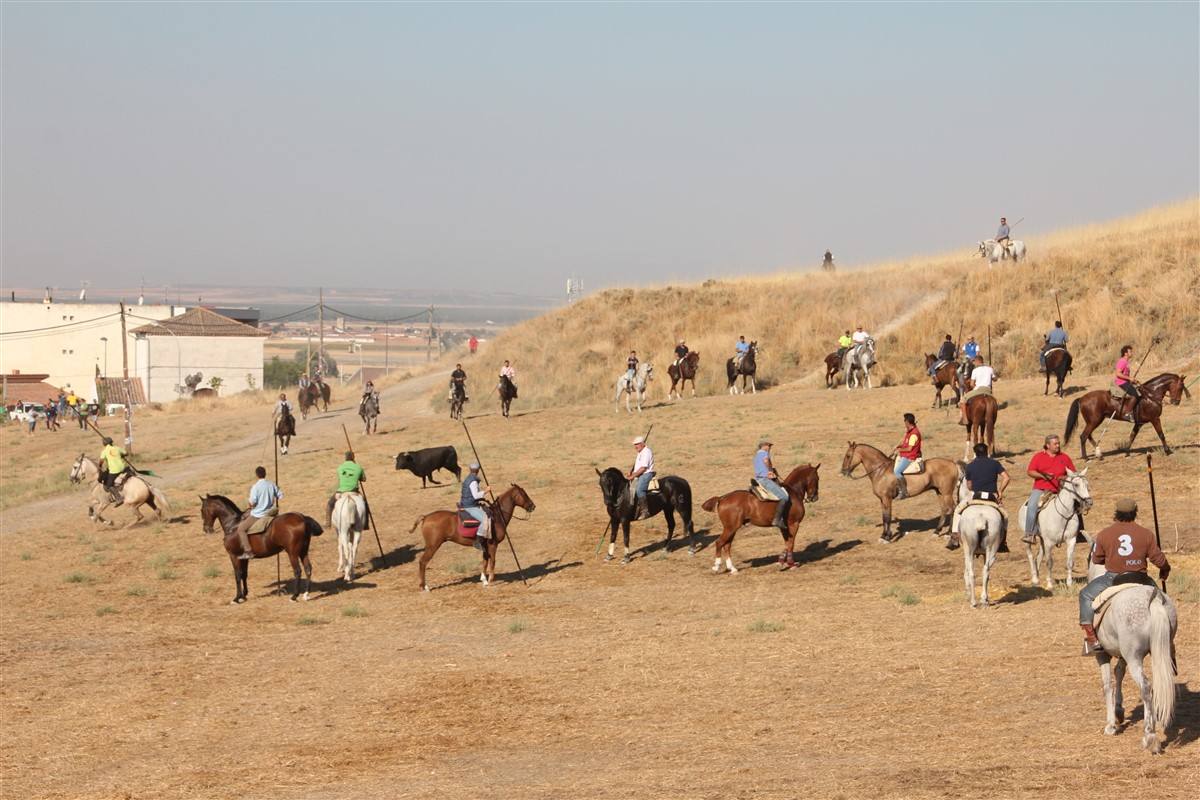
xmin=615 ymin=362 xmax=654 ymax=413
xmin=954 ymin=468 xmax=1003 ymax=607
xmin=332 ymin=492 xmax=367 ymax=582
xmin=843 ymin=338 xmax=875 ymax=390
xmin=1087 ymin=561 xmax=1177 ymax=753
xmin=69 ymin=454 xmax=171 ymax=528
xmin=1018 ymin=468 xmax=1093 ymax=589
xmin=978 ymin=238 xmax=1027 ymax=265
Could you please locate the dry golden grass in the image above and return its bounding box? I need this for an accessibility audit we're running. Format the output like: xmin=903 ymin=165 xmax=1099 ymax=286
xmin=462 ymin=201 xmax=1199 ymax=410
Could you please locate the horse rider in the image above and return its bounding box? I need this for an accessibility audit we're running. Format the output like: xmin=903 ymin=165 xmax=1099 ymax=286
xmin=734 ymin=336 xmax=749 ymax=367
xmin=673 ymin=340 xmax=689 ymax=369
xmin=1040 ymin=321 xmax=1069 ymax=372
xmin=361 ymin=379 xmax=379 ymax=410
xmin=326 ymin=451 xmax=366 ymax=527
xmin=298 ymin=372 xmax=311 ymax=391
xmin=627 ymin=435 xmax=655 ymax=520
xmin=234 ymin=466 xmax=282 ymax=560
xmin=893 ymin=413 xmax=922 ymax=499
xmin=957 ymin=355 xmax=996 ymax=426
xmin=1022 ymin=434 xmax=1076 ymax=544
xmin=99 ymin=436 xmax=133 ymax=504
xmin=823 ymin=250 xmax=834 ymax=269
xmin=274 ymin=392 xmax=295 ymax=426
xmin=836 ymin=330 xmax=853 ymax=361
xmin=929 ymin=334 xmax=956 ymax=376
xmin=995 ymin=217 xmax=1011 ymax=248
xmin=754 ymin=439 xmax=791 ymax=532
xmin=851 ymin=325 xmax=876 ymax=368
xmin=625 ymin=351 xmax=639 ymax=382
xmin=1114 ymin=344 xmax=1141 ymax=421
xmin=498 ymin=360 xmax=517 ymax=397
xmin=450 ymin=363 xmax=468 ymax=402
xmin=460 ymin=462 xmax=492 ymax=545
xmin=960 ymin=335 xmax=980 ymax=378
xmin=948 ymin=442 xmax=1010 ymax=552
xmin=1077 ymin=498 xmax=1170 ymax=655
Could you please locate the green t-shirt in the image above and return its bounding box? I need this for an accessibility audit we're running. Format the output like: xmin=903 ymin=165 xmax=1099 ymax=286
xmin=337 ymin=461 xmax=365 ymax=492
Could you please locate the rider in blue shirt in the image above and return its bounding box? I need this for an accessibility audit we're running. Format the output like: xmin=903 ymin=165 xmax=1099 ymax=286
xmin=754 ymin=440 xmax=790 ymax=532
xmin=1040 ymin=321 xmax=1069 ymax=370
xmin=735 ymin=336 xmax=750 ymax=367
xmin=960 ymin=336 xmax=980 ymax=379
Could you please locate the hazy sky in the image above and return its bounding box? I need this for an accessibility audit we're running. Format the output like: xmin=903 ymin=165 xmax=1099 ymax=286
xmin=3 ymin=2 xmax=1197 ymax=298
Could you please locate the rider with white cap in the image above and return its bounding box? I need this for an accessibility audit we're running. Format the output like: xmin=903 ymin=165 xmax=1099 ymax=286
xmin=627 ymin=435 xmax=655 ymax=520
xmin=460 ymin=462 xmax=491 ymax=541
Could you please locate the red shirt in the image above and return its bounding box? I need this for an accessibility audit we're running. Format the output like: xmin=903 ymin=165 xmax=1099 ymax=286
xmin=898 ymin=426 xmax=922 ymax=459
xmin=1027 ymin=451 xmax=1075 ymax=492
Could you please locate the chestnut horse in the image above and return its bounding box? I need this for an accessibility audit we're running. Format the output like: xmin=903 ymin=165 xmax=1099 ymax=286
xmin=963 ymin=393 xmax=998 ymax=456
xmin=840 ymin=442 xmax=957 ymax=543
xmin=198 ymin=494 xmax=323 ymax=603
xmin=701 ymin=464 xmax=820 ymax=573
xmin=409 ymin=484 xmax=535 ymax=591
xmin=923 ymin=354 xmax=962 ymax=408
xmin=1044 ymin=348 xmax=1073 ymax=398
xmin=667 ymin=351 xmax=700 ymax=400
xmin=1064 ymin=373 xmax=1188 ymax=460
xmin=823 ymin=352 xmax=842 ymax=388
xmin=596 ymin=467 xmax=697 ymax=562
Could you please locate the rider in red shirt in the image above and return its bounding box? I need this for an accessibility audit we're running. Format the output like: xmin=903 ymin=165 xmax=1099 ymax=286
xmin=1022 ymin=434 xmax=1076 ymax=543
xmin=894 ymin=413 xmax=922 ymax=499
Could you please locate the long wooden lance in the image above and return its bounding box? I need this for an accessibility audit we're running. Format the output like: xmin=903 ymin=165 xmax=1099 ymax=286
xmin=460 ymin=417 xmax=527 ymax=585
xmin=1053 ymin=291 xmax=1064 ymax=326
xmin=341 ymin=424 xmax=389 ymax=567
xmin=595 ymin=424 xmax=654 ymax=555
xmin=1145 ymin=453 xmax=1166 ymax=593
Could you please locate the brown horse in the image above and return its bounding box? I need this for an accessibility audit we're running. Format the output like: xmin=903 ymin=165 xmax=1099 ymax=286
xmin=667 ymin=351 xmax=700 ymax=400
xmin=839 ymin=442 xmax=957 ymax=543
xmin=923 ymin=354 xmax=962 ymax=408
xmin=700 ymin=464 xmax=820 ymax=573
xmin=1043 ymin=348 xmax=1073 ymax=398
xmin=823 ymin=353 xmax=842 ymax=388
xmin=1064 ymin=373 xmax=1189 ymax=460
xmin=199 ymin=494 xmax=323 ymax=603
xmin=276 ymin=408 xmax=296 ymax=454
xmin=409 ymin=484 xmax=535 ymax=591
xmin=963 ymin=393 xmax=998 ymax=456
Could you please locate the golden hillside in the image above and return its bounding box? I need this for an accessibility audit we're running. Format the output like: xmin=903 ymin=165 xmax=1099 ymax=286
xmin=463 ymin=201 xmax=1199 ymax=409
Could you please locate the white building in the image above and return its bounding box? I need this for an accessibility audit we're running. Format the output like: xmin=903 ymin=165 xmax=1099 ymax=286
xmin=0 ymin=300 xmax=181 ymax=401
xmin=130 ymin=307 xmax=267 ymax=402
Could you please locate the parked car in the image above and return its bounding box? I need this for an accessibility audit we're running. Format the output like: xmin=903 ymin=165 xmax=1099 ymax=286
xmin=8 ymin=402 xmax=46 ymax=423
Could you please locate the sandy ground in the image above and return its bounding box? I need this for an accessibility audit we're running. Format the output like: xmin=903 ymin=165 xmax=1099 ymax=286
xmin=1 ymin=367 xmax=1197 ymax=799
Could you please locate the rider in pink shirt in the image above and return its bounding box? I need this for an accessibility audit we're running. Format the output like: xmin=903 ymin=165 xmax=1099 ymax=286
xmin=1113 ymin=344 xmax=1141 ymax=421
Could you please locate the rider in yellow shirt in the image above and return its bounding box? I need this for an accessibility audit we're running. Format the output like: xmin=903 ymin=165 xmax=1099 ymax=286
xmin=99 ymin=437 xmax=130 ymax=503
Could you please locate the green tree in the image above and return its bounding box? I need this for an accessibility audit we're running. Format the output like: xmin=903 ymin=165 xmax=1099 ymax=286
xmin=264 ymin=356 xmax=305 ymax=389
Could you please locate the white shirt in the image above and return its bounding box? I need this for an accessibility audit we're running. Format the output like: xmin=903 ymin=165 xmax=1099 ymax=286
xmin=633 ymin=446 xmax=654 ymax=474
xmin=852 ymin=330 xmax=869 ymax=344
xmin=470 ymin=480 xmax=487 ymax=501
xmin=500 ymin=365 xmax=515 ymax=379
xmin=970 ymin=365 xmax=995 ymax=388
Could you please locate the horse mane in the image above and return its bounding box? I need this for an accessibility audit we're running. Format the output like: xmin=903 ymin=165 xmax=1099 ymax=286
xmin=204 ymin=494 xmax=242 ymax=515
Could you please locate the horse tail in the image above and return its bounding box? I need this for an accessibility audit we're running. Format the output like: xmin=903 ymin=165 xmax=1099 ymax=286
xmin=701 ymin=496 xmax=721 ymax=513
xmin=409 ymin=514 xmax=426 ymax=534
xmin=150 ymin=486 xmax=171 ymax=513
xmin=305 ymin=515 xmax=324 ymax=537
xmin=1063 ymin=351 xmax=1073 ymax=375
xmin=1063 ymin=398 xmax=1081 ymax=442
xmin=1149 ymin=595 xmax=1176 ymax=730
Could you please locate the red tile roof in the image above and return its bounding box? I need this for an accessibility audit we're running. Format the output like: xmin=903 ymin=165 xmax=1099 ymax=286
xmin=130 ymin=306 xmax=267 ymax=338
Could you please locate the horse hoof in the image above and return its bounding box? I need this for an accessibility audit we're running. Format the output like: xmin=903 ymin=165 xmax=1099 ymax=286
xmin=688 ymin=547 xmax=697 ymax=557
xmin=728 ymin=567 xmax=738 ymax=575
xmin=302 ymin=593 xmax=310 ymax=601
xmin=1103 ymin=724 xmax=1117 ymax=736
xmin=422 ymin=585 xmax=430 ymax=592
xmin=711 ymin=565 xmax=721 ymax=574
xmin=603 ymin=553 xmax=614 ymax=562
xmin=620 ymin=556 xmax=631 ymax=565
xmin=1115 ymin=708 xmax=1125 ymax=723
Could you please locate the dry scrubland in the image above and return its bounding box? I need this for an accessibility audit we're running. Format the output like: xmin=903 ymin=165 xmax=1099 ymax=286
xmin=462 ymin=201 xmax=1199 ymax=409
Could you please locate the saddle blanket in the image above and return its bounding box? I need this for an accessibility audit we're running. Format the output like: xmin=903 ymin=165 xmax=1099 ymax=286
xmin=245 ymin=509 xmax=277 ymax=535
xmin=901 ymin=459 xmax=925 ymax=476
xmin=750 ymin=481 xmax=777 ymax=501
xmin=963 ymin=498 xmax=1003 ymax=512
xmin=1043 ymin=347 xmax=1067 ymax=357
xmin=456 ymin=508 xmax=485 ymax=538
xmin=1092 ymin=579 xmax=1161 ymax=629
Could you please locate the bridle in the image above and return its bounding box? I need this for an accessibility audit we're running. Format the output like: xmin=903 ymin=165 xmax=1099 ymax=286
xmin=1047 ymin=476 xmax=1092 ymax=522
xmin=841 ymin=447 xmax=891 ymax=481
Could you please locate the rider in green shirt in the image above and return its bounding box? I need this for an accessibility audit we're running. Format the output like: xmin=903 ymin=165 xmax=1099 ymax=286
xmin=326 ymin=451 xmax=366 ymax=526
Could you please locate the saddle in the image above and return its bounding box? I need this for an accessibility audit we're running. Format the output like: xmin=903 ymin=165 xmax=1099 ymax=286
xmin=241 ymin=511 xmax=276 ymax=536
xmin=901 ymin=459 xmax=925 ymax=476
xmin=749 ymin=480 xmax=776 ymax=501
xmin=456 ymin=505 xmax=490 ymax=539
xmin=1043 ymin=346 xmax=1067 ymax=357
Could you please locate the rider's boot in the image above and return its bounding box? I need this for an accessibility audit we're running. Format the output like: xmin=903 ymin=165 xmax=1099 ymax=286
xmin=325 ymin=494 xmax=336 ymax=528
xmin=1080 ymin=624 xmax=1103 ymax=656
xmin=634 ymin=497 xmax=649 ymax=521
xmin=771 ymin=500 xmax=788 ymax=531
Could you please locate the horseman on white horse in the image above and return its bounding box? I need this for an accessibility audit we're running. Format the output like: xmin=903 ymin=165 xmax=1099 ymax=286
xmin=615 ymin=350 xmax=653 ymax=412
xmin=843 ymin=325 xmax=876 ymax=390
xmin=978 ymin=216 xmax=1026 ymax=264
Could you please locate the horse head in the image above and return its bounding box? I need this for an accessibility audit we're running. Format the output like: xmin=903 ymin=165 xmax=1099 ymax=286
xmin=69 ymin=454 xmax=86 ymax=483
xmin=507 ymin=483 xmax=536 ymax=514
xmin=1064 ymin=469 xmax=1094 ymax=514
xmin=807 ymin=463 xmax=820 ymax=502
xmin=840 ymin=442 xmax=858 ymax=477
xmin=924 ymin=354 xmax=936 ymax=367
xmin=596 ymin=467 xmax=628 ymax=509
xmin=1168 ymin=374 xmax=1188 ymax=405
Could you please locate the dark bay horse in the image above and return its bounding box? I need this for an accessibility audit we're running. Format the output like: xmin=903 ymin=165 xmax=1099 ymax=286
xmin=700 ymin=464 xmax=820 ymax=573
xmin=276 ymin=408 xmax=296 ymax=454
xmin=823 ymin=352 xmax=842 ymax=389
xmin=596 ymin=467 xmax=697 ymax=563
xmin=498 ymin=375 xmax=517 ymax=418
xmin=963 ymin=393 xmax=998 ymax=456
xmin=840 ymin=442 xmax=957 ymax=543
xmin=1044 ymin=348 xmax=1073 ymax=398
xmin=667 ymin=352 xmax=700 ymax=400
xmin=409 ymin=484 xmax=535 ymax=591
xmin=726 ymin=341 xmax=758 ymax=395
xmin=1064 ymin=373 xmax=1188 ymax=460
xmin=924 ymin=354 xmax=962 ymax=408
xmin=199 ymin=494 xmax=323 ymax=603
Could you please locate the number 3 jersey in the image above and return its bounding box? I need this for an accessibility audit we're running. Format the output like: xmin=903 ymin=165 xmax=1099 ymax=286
xmin=1091 ymin=521 xmax=1168 ymax=574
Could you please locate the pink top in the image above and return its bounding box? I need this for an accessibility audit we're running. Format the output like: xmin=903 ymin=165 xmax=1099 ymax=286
xmin=1114 ymin=356 xmax=1131 ymax=386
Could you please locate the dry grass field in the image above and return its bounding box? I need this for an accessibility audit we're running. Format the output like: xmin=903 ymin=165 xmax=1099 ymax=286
xmin=2 ymin=348 xmax=1198 ymax=797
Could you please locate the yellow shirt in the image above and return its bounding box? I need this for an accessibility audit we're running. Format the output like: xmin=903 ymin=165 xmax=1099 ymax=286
xmin=838 ymin=335 xmax=853 ymax=348
xmin=101 ymin=444 xmax=127 ymax=474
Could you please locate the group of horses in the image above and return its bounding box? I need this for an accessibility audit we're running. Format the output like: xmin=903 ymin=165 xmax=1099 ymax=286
xmin=823 ymin=338 xmax=878 ymax=390
xmin=615 ymin=343 xmax=761 ymax=412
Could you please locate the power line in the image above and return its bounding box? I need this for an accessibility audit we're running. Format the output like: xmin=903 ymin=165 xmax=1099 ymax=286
xmin=0 ymin=312 xmax=121 ymax=338
xmin=320 ymin=304 xmax=431 ymax=324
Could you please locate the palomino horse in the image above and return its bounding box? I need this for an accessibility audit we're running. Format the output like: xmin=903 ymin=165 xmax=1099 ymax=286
xmin=332 ymin=492 xmax=367 ymax=582
xmin=1086 ymin=561 xmax=1178 ymax=753
xmin=359 ymin=391 xmax=380 ymax=434
xmin=498 ymin=375 xmax=517 ymax=418
xmin=823 ymin=352 xmax=842 ymax=388
xmin=276 ymin=408 xmax=296 ymax=455
xmin=843 ymin=338 xmax=876 ymax=390
xmin=615 ymin=363 xmax=654 ymax=412
xmin=69 ymin=454 xmax=170 ymax=527
xmin=198 ymin=494 xmax=323 ymax=603
xmin=953 ymin=467 xmax=1003 ymax=607
xmin=1064 ymin=373 xmax=1188 ymax=460
xmin=840 ymin=442 xmax=957 ymax=542
xmin=726 ymin=342 xmax=758 ymax=395
xmin=701 ymin=464 xmax=820 ymax=573
xmin=923 ymin=353 xmax=961 ymax=408
xmin=1018 ymin=469 xmax=1093 ymax=589
xmin=963 ymin=393 xmax=998 ymax=457
xmin=595 ymin=467 xmax=697 ymax=563
xmin=667 ymin=351 xmax=700 ymax=400
xmin=409 ymin=484 xmax=535 ymax=591
xmin=1044 ymin=347 xmax=1073 ymax=398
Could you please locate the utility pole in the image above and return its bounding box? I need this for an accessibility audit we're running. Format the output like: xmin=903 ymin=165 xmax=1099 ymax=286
xmin=306 ymin=329 xmax=312 ymax=378
xmin=384 ymin=321 xmax=390 ymax=376
xmin=119 ymin=301 xmax=134 ymax=453
xmin=318 ymin=287 xmax=325 ymax=376
xmin=426 ymin=305 xmax=434 ymax=362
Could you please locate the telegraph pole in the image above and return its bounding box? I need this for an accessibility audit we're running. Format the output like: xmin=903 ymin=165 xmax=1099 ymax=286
xmin=426 ymin=305 xmax=434 ymax=362
xmin=119 ymin=301 xmax=134 ymax=453
xmin=384 ymin=321 xmax=390 ymax=375
xmin=317 ymin=287 xmax=325 ymax=376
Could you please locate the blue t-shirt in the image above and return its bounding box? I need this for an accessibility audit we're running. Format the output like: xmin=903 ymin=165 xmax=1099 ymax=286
xmin=997 ymin=224 xmax=1010 ymax=239
xmin=964 ymin=458 xmax=1005 ymax=494
xmin=248 ymin=479 xmax=282 ymax=517
xmin=1046 ymin=328 xmax=1068 ymax=346
xmin=963 ymin=341 xmax=979 ymax=359
xmin=736 ymin=341 xmax=750 ymax=354
xmin=753 ymin=450 xmax=771 ymax=479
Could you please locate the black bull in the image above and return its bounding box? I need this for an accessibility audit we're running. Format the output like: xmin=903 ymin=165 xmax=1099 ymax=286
xmin=395 ymin=446 xmax=462 ymax=488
